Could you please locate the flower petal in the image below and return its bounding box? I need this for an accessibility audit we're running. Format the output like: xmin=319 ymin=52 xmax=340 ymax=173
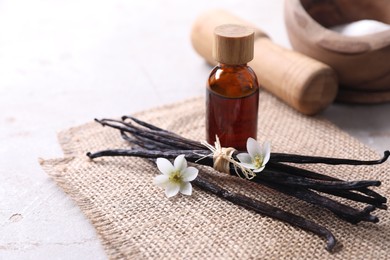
xmin=262 ymin=141 xmax=271 ymax=165
xmin=153 ymin=174 xmax=169 ymax=187
xmin=236 ymin=153 xmax=252 ymax=164
xmin=174 ymin=154 xmax=187 ymax=171
xmin=254 ymin=165 xmax=265 ymax=173
xmin=156 ymin=158 xmax=173 ymax=175
xmin=247 ymin=137 xmax=262 ymax=158
xmin=181 ymin=167 xmax=198 ymax=182
xmin=180 ymin=182 xmax=192 ymax=196
xmin=165 ymin=182 xmax=180 ymax=198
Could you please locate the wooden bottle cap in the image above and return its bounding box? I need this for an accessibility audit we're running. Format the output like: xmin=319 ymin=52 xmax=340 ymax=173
xmin=213 ymin=24 xmax=255 ymax=65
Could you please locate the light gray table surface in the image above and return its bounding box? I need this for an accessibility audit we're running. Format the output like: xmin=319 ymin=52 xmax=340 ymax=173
xmin=1 ymin=1 xmax=389 ymax=259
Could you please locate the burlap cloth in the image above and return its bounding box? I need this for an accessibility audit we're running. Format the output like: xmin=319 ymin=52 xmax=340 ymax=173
xmin=40 ymin=92 xmax=389 ymax=259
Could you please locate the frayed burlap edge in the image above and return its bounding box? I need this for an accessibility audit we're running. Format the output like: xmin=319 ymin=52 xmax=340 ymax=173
xmin=40 ymin=157 xmax=144 ymax=259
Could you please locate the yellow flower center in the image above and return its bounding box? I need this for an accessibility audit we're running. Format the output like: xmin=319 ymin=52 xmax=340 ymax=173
xmin=253 ymin=155 xmax=263 ymax=168
xmin=169 ymin=170 xmax=182 ymax=184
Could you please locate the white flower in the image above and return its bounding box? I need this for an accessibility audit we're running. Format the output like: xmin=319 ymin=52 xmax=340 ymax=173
xmin=236 ymin=138 xmax=271 ymax=173
xmin=153 ymin=154 xmax=198 ymax=198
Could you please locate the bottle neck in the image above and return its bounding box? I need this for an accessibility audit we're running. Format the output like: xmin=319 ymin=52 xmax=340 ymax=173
xmin=217 ymin=62 xmax=248 ymax=68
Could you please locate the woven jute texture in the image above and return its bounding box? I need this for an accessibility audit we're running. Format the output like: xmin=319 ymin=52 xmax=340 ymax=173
xmin=40 ymin=92 xmax=390 ymax=259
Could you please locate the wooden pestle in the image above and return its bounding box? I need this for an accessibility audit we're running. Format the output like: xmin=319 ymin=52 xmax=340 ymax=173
xmin=191 ymin=10 xmax=338 ymax=115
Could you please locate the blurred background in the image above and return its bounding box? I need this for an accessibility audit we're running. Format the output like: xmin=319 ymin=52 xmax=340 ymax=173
xmin=0 ymin=0 xmax=389 ymax=259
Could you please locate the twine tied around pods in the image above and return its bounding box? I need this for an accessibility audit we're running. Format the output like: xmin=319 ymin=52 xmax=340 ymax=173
xmin=200 ymin=136 xmax=256 ymax=179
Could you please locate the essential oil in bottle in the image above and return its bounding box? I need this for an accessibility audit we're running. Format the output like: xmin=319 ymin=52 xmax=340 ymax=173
xmin=206 ymin=24 xmax=259 ymax=151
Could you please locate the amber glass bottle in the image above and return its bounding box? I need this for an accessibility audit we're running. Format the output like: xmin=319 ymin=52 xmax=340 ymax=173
xmin=206 ymin=24 xmax=259 ymax=151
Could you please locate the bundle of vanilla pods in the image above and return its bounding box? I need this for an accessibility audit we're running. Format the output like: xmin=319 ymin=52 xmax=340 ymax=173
xmin=87 ymin=116 xmax=389 ymax=252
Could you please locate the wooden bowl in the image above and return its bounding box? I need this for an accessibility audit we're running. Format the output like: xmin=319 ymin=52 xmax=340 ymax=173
xmin=284 ymin=0 xmax=390 ymax=94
